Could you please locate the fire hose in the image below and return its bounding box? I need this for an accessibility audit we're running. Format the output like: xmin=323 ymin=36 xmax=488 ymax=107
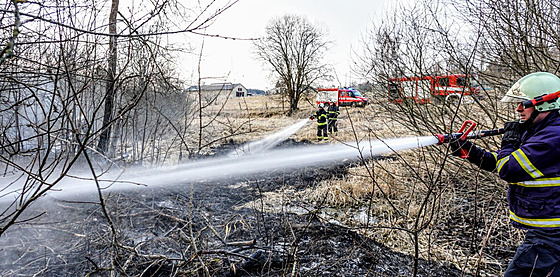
xmin=435 ymin=120 xmax=503 ymax=158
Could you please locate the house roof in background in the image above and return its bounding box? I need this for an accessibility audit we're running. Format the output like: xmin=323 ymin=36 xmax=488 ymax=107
xmin=187 ymin=83 xmax=244 ymax=91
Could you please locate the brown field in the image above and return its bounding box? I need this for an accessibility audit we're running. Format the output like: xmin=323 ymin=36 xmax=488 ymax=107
xmin=0 ymin=92 xmax=521 ymax=276
xmin=218 ymin=93 xmax=521 ymax=276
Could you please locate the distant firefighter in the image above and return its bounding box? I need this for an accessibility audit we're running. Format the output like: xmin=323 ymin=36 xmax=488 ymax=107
xmin=310 ymin=103 xmax=328 ymax=141
xmin=327 ymin=101 xmax=340 ymax=135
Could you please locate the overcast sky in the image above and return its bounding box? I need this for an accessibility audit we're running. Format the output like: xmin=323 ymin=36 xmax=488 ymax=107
xmin=181 ymin=0 xmax=396 ymax=90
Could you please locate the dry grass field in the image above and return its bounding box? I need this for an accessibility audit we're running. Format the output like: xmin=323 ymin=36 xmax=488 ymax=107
xmin=0 ymin=91 xmax=521 ymax=276
xmin=217 ymin=92 xmax=522 ymax=276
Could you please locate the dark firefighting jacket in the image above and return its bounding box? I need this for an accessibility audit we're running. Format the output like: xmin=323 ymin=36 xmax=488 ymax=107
xmin=328 ymin=105 xmax=340 ymax=120
xmin=312 ymin=109 xmax=328 ymax=125
xmin=464 ymin=111 xmax=560 ymax=229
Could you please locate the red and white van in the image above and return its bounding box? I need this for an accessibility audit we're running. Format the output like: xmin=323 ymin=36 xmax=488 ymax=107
xmin=316 ymin=87 xmax=368 ymax=107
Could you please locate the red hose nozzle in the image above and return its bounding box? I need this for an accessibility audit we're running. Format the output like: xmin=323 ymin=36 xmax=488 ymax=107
xmin=435 ymin=133 xmax=448 ymax=145
xmin=434 ymin=121 xmax=504 ymax=158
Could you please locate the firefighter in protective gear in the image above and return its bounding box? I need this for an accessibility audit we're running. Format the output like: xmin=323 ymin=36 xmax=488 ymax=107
xmin=450 ymin=72 xmax=560 ymax=277
xmin=327 ymin=101 xmax=340 ymax=135
xmin=310 ymin=103 xmax=328 ymax=141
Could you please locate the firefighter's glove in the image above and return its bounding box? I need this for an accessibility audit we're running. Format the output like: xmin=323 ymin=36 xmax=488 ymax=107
xmin=449 ymin=139 xmax=473 ymax=158
xmin=501 ymin=121 xmax=524 ymax=149
xmin=309 ymin=116 xmax=314 ymax=120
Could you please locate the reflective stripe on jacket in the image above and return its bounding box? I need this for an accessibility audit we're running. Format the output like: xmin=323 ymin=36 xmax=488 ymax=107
xmin=467 ymin=112 xmax=560 ymax=229
xmin=313 ymin=109 xmax=328 ymax=125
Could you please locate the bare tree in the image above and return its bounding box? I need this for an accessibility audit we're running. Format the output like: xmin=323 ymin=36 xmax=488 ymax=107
xmin=96 ymin=0 xmax=119 ymax=154
xmin=353 ymin=0 xmax=507 ymax=275
xmin=458 ymin=0 xmax=560 ymax=83
xmin=254 ymin=14 xmax=331 ymax=115
xmin=350 ymin=0 xmax=560 ymax=275
xmin=0 ymin=0 xmax=238 ymax=236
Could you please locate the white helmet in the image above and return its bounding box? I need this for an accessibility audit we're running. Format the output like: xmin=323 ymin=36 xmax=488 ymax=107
xmin=319 ymin=103 xmax=325 ymax=108
xmin=502 ymin=72 xmax=560 ymax=111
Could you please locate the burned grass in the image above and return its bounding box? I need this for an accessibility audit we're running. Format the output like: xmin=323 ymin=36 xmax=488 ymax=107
xmin=0 ymin=156 xmax=471 ymax=276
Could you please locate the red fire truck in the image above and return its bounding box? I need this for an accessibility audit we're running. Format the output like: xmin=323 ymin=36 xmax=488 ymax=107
xmin=388 ymin=74 xmax=480 ymax=104
xmin=316 ymin=87 xmax=368 ymax=107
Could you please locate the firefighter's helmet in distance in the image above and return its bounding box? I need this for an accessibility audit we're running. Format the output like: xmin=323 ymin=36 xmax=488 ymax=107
xmin=501 ymin=72 xmax=560 ymax=112
xmin=319 ymin=103 xmax=325 ymax=108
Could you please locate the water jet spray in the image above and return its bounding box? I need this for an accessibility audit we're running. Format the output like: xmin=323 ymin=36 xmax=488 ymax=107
xmin=0 ymin=120 xmax=504 ymax=203
xmin=228 ymin=119 xmax=309 ymax=157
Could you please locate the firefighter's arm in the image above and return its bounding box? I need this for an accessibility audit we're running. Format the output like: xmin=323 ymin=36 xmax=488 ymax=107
xmin=458 ymin=141 xmax=498 ymax=172
xmin=449 ymin=140 xmax=497 ymax=171
xmin=468 ymin=149 xmax=498 ymax=172
xmin=497 ymin=140 xmax=556 ymax=183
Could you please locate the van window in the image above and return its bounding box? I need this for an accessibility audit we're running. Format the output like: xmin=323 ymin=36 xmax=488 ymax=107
xmin=388 ymin=82 xmax=400 ymax=99
xmin=388 ymin=83 xmax=399 ymax=91
xmin=438 ymin=77 xmax=449 ymax=86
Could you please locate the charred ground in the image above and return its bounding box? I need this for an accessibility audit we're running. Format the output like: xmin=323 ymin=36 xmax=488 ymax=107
xmin=0 ymin=142 xmax=472 ymax=276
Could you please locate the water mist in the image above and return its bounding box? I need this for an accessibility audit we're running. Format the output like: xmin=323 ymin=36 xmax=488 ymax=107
xmin=0 ymin=120 xmax=439 ymax=203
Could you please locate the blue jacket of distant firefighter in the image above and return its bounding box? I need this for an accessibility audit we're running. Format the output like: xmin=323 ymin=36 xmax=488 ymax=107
xmin=465 ymin=111 xmax=560 ymax=229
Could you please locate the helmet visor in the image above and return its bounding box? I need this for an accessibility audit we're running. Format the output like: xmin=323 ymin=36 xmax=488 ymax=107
xmin=501 ymin=82 xmax=530 ymax=103
xmin=500 ymin=94 xmax=529 ymax=103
